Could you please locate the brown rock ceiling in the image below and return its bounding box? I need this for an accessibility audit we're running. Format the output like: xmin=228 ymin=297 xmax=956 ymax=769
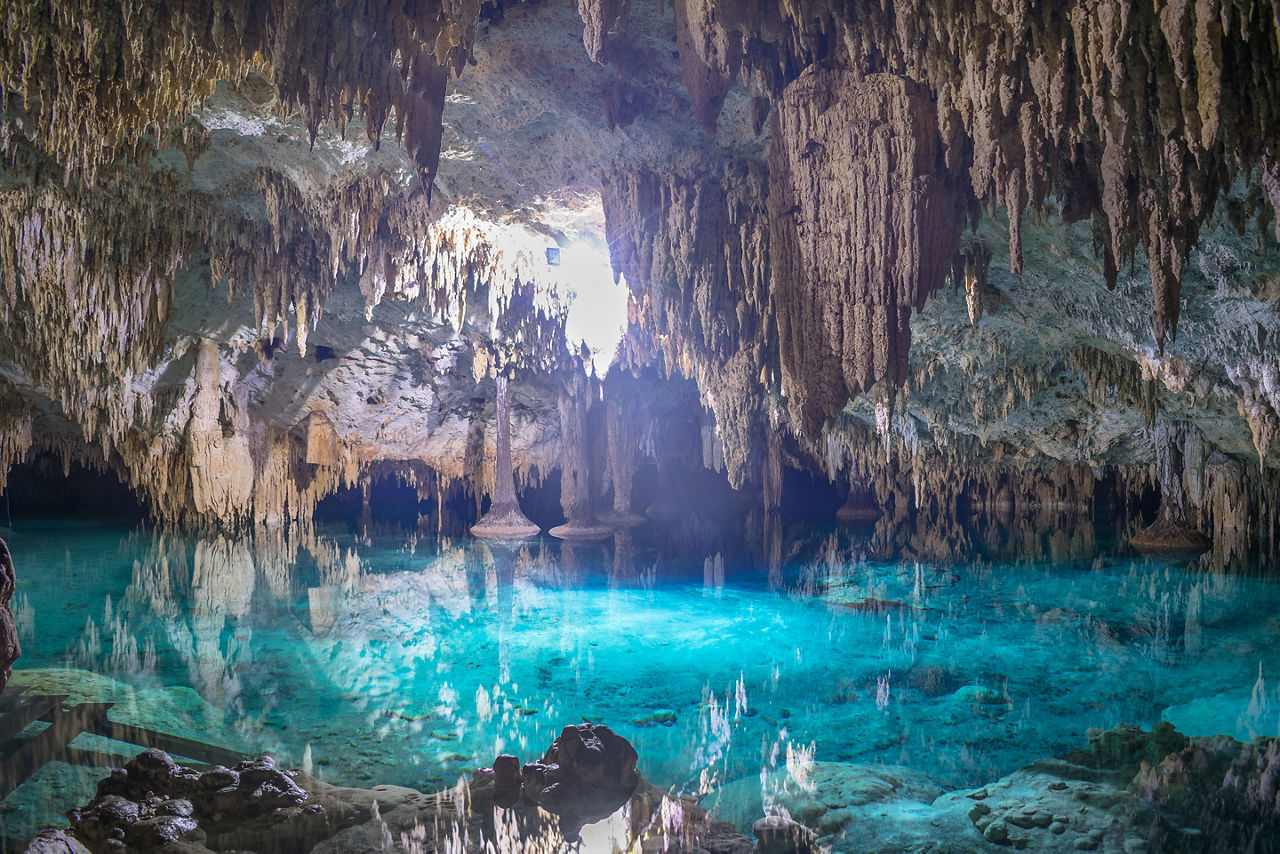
xmin=0 ymin=0 xmax=1275 ymax=549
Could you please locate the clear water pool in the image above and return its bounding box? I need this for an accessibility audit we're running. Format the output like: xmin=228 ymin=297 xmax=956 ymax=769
xmin=1 ymin=517 xmax=1277 ymax=844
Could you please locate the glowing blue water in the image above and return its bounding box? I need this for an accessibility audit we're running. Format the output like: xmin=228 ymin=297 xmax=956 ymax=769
xmin=1 ymin=518 xmax=1278 ymax=843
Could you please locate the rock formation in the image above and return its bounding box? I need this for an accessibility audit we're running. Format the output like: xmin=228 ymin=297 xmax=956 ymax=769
xmin=518 ymin=723 xmax=642 ymax=843
xmin=769 ymin=70 xmax=962 ymax=435
xmin=601 ymin=385 xmax=647 ymax=526
xmin=550 ymin=362 xmax=614 ymax=539
xmin=1131 ymin=421 xmax=1214 ymax=552
xmin=0 ymin=0 xmax=1275 ymax=559
xmin=64 ymin=750 xmax=310 ymax=851
xmin=0 ymin=537 xmax=19 ymax=693
xmin=470 ymin=375 xmax=540 ymax=539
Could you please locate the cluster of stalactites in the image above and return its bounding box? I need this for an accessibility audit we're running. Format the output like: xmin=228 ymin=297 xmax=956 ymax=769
xmin=0 ymin=168 xmax=190 ymax=451
xmin=770 ymin=70 xmax=962 ymax=436
xmin=1069 ymin=345 xmax=1161 ymax=429
xmin=0 ymin=0 xmax=480 ymax=191
xmin=0 ymin=386 xmax=32 ymax=494
xmin=602 ymin=159 xmax=772 ymax=488
xmin=486 ymin=280 xmax=573 ymax=379
xmin=607 ymin=0 xmax=1280 ymax=352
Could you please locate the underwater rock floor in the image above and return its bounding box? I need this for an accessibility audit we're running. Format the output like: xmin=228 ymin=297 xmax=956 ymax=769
xmin=1 ymin=519 xmax=1278 ymax=850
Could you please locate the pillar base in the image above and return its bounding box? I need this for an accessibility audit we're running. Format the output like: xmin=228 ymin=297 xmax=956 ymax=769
xmin=1130 ymin=517 xmax=1211 ymax=554
xmin=471 ymin=507 xmax=541 ymax=540
xmin=549 ymin=520 xmax=615 ymax=540
xmin=836 ymin=503 xmax=882 ymax=524
xmin=645 ymin=500 xmax=682 ymax=522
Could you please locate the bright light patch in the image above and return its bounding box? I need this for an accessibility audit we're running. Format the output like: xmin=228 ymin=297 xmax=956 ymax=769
xmin=554 ymin=239 xmax=627 ymax=374
xmin=433 ymin=205 xmax=627 ymax=373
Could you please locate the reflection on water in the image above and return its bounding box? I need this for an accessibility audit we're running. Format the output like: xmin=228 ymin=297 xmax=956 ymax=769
xmin=1 ymin=516 xmax=1279 ymax=843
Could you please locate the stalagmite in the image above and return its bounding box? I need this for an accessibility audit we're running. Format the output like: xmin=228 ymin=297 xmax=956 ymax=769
xmin=837 ymin=481 xmax=882 ymax=523
xmin=472 ymin=375 xmax=541 ymax=539
xmin=550 ymin=362 xmax=613 ymax=540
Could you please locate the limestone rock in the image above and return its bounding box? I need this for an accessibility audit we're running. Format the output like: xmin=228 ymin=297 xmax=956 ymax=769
xmin=520 ymin=723 xmax=641 ymax=842
xmin=23 ymin=830 xmax=91 ymax=854
xmin=770 ymin=70 xmax=962 ymax=434
xmin=753 ymin=814 xmax=816 ymax=854
xmin=0 ymin=0 xmax=1278 ymax=565
xmin=0 ymin=537 xmax=19 ymax=694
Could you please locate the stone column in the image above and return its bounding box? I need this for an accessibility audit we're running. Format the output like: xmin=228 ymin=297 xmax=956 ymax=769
xmin=602 ymin=397 xmax=645 ymax=527
xmin=550 ymin=366 xmax=612 ymax=539
xmin=472 ymin=375 xmax=540 ymax=539
xmin=1131 ymin=421 xmax=1211 ymax=553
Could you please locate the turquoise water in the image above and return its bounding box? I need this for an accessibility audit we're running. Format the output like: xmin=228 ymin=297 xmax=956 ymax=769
xmin=1 ymin=518 xmax=1278 ymax=843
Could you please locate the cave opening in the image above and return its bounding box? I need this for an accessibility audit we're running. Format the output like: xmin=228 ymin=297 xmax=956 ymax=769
xmin=0 ymin=456 xmax=148 ymax=523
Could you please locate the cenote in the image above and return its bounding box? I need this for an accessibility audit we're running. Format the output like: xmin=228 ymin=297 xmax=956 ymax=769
xmin=3 ymin=0 xmax=1280 ymax=851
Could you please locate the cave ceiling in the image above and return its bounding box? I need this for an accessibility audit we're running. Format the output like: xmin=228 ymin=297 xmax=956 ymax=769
xmin=0 ymin=0 xmax=1277 ymax=532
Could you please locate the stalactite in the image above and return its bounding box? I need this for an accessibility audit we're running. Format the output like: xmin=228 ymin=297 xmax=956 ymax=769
xmin=602 ymin=159 xmax=770 ymax=488
xmin=0 ymin=387 xmax=33 ymax=495
xmin=763 ymin=429 xmax=783 ymax=514
xmin=578 ymin=0 xmax=633 ymax=63
xmin=664 ymin=0 xmax=1280 ymax=351
xmin=672 ymin=0 xmax=738 ymax=129
xmin=769 ymin=70 xmax=962 ymax=435
xmin=955 ymin=240 xmax=992 ymax=326
xmin=0 ymin=0 xmax=483 ymax=192
xmin=1227 ymin=363 xmax=1280 ymax=472
xmin=1070 ymin=346 xmax=1161 ymax=428
xmin=602 ymin=387 xmax=645 ymax=526
xmin=1264 ymin=154 xmax=1280 ymax=242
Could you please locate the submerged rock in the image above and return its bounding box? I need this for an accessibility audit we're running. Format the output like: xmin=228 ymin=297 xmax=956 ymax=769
xmin=1129 ymin=516 xmax=1212 ymax=554
xmin=754 ymin=814 xmax=816 ymax=854
xmin=63 ymin=750 xmax=318 ymax=852
xmin=715 ymin=723 xmax=1280 ymax=853
xmin=705 ymin=761 xmax=946 ymax=848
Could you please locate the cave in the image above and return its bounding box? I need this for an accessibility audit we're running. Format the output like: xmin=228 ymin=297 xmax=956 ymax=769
xmin=0 ymin=0 xmax=1279 ymax=851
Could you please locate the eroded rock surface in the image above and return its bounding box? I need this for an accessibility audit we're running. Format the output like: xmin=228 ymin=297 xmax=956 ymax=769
xmin=519 ymin=722 xmax=642 ymax=840
xmin=0 ymin=537 xmax=19 ymax=693
xmin=708 ymin=723 xmax=1280 ymax=853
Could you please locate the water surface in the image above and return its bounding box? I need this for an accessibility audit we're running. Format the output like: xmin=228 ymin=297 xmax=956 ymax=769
xmin=1 ymin=518 xmax=1277 ymax=843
